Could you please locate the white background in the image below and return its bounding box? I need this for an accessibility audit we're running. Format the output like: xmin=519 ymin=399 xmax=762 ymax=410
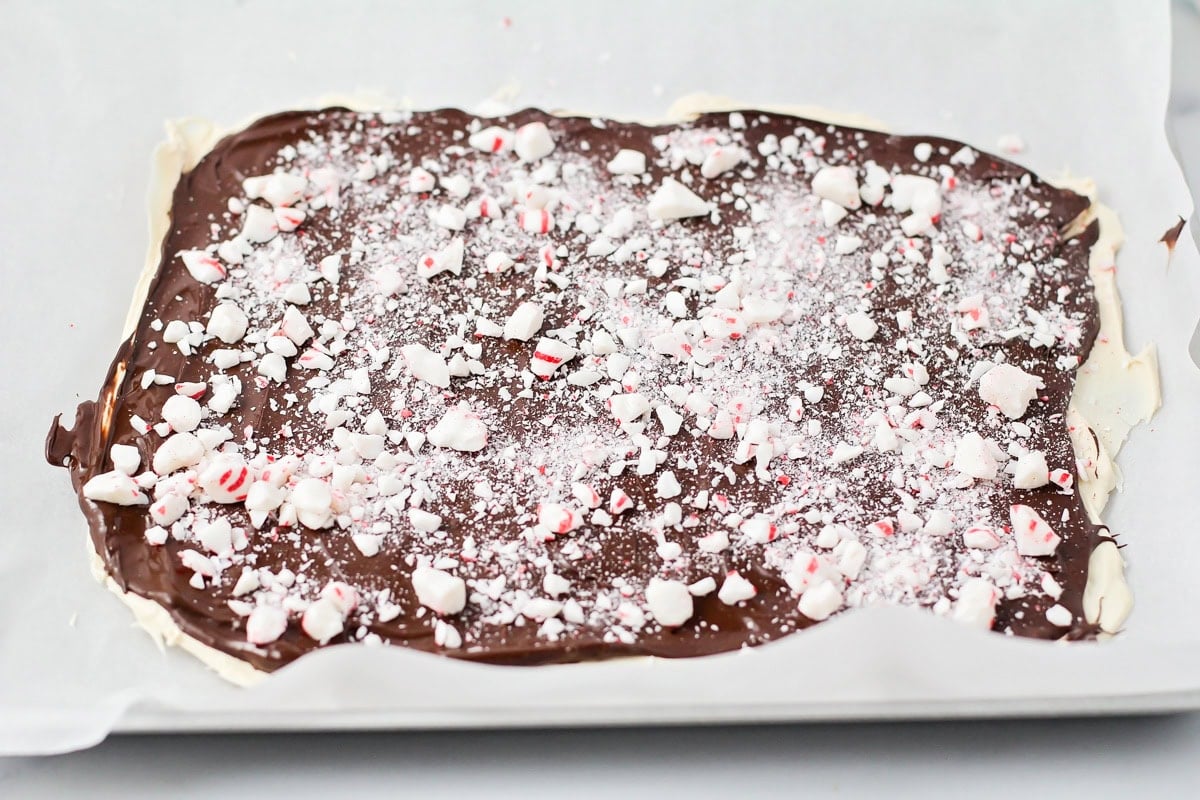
xmin=4 ymin=0 xmax=1200 ymax=794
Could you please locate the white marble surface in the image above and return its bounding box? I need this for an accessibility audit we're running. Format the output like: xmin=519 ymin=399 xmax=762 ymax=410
xmin=4 ymin=1 xmax=1200 ymax=794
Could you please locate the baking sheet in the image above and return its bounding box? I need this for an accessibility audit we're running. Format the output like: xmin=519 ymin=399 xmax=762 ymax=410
xmin=2 ymin=0 xmax=1198 ymax=756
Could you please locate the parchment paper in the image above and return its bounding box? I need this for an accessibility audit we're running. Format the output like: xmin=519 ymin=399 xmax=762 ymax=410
xmin=1 ymin=0 xmax=1197 ymax=755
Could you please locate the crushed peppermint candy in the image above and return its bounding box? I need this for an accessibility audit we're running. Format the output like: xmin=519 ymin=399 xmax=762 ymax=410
xmin=57 ymin=108 xmax=1105 ymax=671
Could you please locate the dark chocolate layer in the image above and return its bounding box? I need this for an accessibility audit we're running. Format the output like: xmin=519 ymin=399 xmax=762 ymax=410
xmin=48 ymin=108 xmax=1102 ymax=673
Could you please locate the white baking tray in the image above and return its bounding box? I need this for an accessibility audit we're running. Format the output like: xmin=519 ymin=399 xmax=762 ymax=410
xmin=3 ymin=0 xmax=1199 ymax=755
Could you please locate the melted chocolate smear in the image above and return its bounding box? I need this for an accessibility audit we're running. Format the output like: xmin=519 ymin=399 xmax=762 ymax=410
xmin=1160 ymin=216 xmax=1186 ymax=253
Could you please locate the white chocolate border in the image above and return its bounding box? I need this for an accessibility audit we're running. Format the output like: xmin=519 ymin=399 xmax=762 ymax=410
xmin=89 ymin=97 xmax=1158 ymax=686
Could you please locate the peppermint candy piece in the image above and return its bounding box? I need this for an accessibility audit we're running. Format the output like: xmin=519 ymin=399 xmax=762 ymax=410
xmin=845 ymin=311 xmax=878 ymax=341
xmin=784 ymin=551 xmax=824 ymax=593
xmin=244 ymin=481 xmax=285 ymax=514
xmin=741 ymin=295 xmax=785 ymax=324
xmin=440 ymin=174 xmax=471 ymax=198
xmin=812 ymin=166 xmax=861 ymax=209
xmin=609 ymin=488 xmax=634 ymax=515
xmin=290 ymin=478 xmax=334 ymax=529
xmin=538 ymin=503 xmax=582 ymax=535
xmin=232 ymin=569 xmax=260 ymax=597
xmin=149 ymin=493 xmax=189 ymax=526
xmin=280 ymin=306 xmax=315 ymax=346
xmin=162 ymin=395 xmax=202 ymax=433
xmin=1050 ymin=469 xmax=1074 ymax=490
xmin=82 ymin=470 xmax=148 ymax=506
xmin=199 ymin=454 xmax=253 ymax=503
xmin=246 ymin=605 xmax=288 ymax=645
xmin=322 ymin=581 xmax=360 ymax=614
xmin=407 ymin=167 xmax=436 ymax=193
xmin=656 ymin=405 xmax=684 ymax=436
xmin=997 ymin=134 xmax=1026 ymax=154
xmin=952 ymin=432 xmax=1001 ymax=481
xmin=929 ymin=245 xmax=953 ymax=284
xmin=241 ymin=204 xmax=278 ymax=243
xmin=1011 ymin=504 xmax=1061 ymax=557
xmin=180 ymin=250 xmax=226 ymax=284
xmin=834 ymin=235 xmax=863 ymax=255
xmin=318 ymin=253 xmax=342 ymax=283
xmin=301 ymin=597 xmax=345 ymax=644
xmin=515 ymin=122 xmax=555 ymax=162
xmin=109 ymin=444 xmax=141 ymax=476
xmin=521 ymin=598 xmax=563 ymax=624
xmin=1009 ymin=450 xmax=1050 ymax=489
xmin=196 ymin=518 xmax=234 ymax=556
xmin=741 ymin=515 xmax=779 ymax=544
xmin=979 ymin=363 xmax=1045 ymax=420
xmin=700 ymin=146 xmax=747 ymax=179
xmin=409 ymin=508 xmax=442 ymax=533
xmin=656 ymin=470 xmax=682 ymax=499
xmin=952 ymin=578 xmax=999 ymax=628
xmin=274 ymin=206 xmax=305 ymax=233
xmin=836 ymin=541 xmax=867 ymax=580
xmin=962 ymin=524 xmax=1001 ymax=550
xmin=707 ymin=411 xmax=735 ymax=439
xmin=503 ymin=302 xmax=545 ymax=341
xmin=484 ymin=251 xmax=514 ymax=273
xmin=544 ymin=573 xmax=572 ymax=598
xmin=216 ymin=238 xmax=245 ymax=266
xmin=607 ymin=149 xmax=646 ymax=175
xmin=434 ymin=204 xmax=466 ymax=231
xmin=821 ymin=199 xmax=848 ymax=227
xmin=468 ymin=126 xmax=513 ymax=154
xmin=297 ymin=348 xmax=334 ymax=371
xmin=243 ymin=172 xmax=307 ymax=207
xmin=957 ymin=295 xmax=989 ymax=331
xmin=258 ymin=353 xmax=287 ymax=383
xmin=717 ymin=571 xmax=756 ymax=605
xmin=152 ymin=432 xmax=204 ymax=475
xmin=1045 ymin=604 xmax=1073 ymax=627
xmin=890 ymin=174 xmax=942 ymax=216
xmin=645 ymin=578 xmax=693 ymax=627
xmin=411 ymin=566 xmax=467 ymax=615
xmin=798 ymin=580 xmax=843 ymax=621
xmin=609 ymin=392 xmax=651 ymax=424
xmin=400 ymin=344 xmax=451 ymax=389
xmin=472 ymin=196 xmax=504 ymax=220
xmin=571 ymin=483 xmax=601 ymax=509
xmin=647 ymin=178 xmax=711 ymax=222
xmin=416 ymin=238 xmax=465 ymax=280
xmin=518 ymin=207 xmax=554 ymax=234
xmin=530 ymin=337 xmax=577 ymax=378
xmin=206 ymin=302 xmax=248 ymax=344
xmin=427 ymin=406 xmax=488 ymax=452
